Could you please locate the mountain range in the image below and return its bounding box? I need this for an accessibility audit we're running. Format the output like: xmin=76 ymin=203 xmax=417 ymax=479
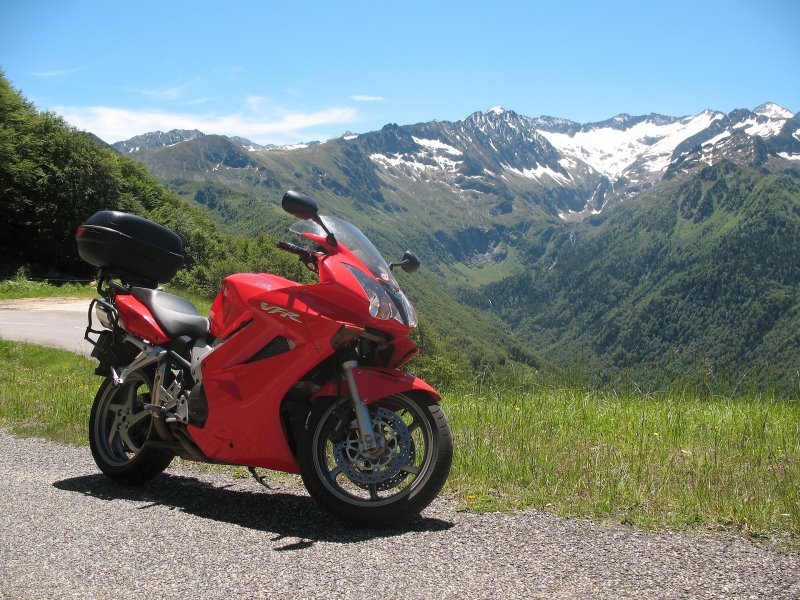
xmin=114 ymin=102 xmax=798 ymax=215
xmin=111 ymin=103 xmax=800 ymax=391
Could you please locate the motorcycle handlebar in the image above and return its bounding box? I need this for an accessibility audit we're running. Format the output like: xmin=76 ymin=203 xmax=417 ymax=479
xmin=277 ymin=241 xmax=318 ymax=268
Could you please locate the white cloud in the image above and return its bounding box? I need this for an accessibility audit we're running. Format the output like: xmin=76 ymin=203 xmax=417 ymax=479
xmin=130 ymin=83 xmax=194 ymax=100
xmin=350 ymin=95 xmax=386 ymax=102
xmin=54 ymin=103 xmax=360 ymax=145
xmin=31 ymin=67 xmax=81 ymax=78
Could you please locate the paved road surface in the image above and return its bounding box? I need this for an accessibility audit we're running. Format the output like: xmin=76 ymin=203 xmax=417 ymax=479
xmin=0 ymin=297 xmax=92 ymax=355
xmin=1 ymin=432 xmax=798 ymax=599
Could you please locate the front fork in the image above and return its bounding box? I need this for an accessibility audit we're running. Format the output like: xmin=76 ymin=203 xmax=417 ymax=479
xmin=341 ymin=360 xmax=379 ymax=455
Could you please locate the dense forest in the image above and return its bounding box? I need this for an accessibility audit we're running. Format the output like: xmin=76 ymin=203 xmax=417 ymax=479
xmin=464 ymin=162 xmax=800 ymax=393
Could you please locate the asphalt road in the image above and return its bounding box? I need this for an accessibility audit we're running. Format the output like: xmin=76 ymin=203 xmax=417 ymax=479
xmin=1 ymin=299 xmax=799 ymax=598
xmin=2 ymin=432 xmax=799 ymax=599
xmin=0 ymin=298 xmax=93 ymax=355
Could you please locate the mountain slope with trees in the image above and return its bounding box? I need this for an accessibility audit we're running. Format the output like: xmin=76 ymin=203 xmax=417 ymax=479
xmin=468 ymin=162 xmax=800 ymax=392
xmin=0 ymin=72 xmax=309 ymax=296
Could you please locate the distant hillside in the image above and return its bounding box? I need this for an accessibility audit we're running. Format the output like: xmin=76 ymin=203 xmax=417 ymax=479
xmin=468 ymin=162 xmax=800 ymax=392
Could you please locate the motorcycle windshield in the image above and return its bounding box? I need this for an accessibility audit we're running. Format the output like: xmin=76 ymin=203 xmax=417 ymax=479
xmin=291 ymin=216 xmax=399 ymax=289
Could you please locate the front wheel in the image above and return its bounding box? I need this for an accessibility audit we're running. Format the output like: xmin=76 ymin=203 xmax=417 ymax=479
xmin=89 ymin=370 xmax=173 ymax=485
xmin=298 ymin=393 xmax=453 ymax=527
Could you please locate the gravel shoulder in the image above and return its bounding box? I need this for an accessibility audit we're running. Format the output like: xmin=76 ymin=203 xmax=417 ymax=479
xmin=1 ymin=431 xmax=798 ymax=599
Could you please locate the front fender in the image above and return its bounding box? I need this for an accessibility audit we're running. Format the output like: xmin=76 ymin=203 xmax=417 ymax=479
xmin=312 ymin=367 xmax=441 ymax=403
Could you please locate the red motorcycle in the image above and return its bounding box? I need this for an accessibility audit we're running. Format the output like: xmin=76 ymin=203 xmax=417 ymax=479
xmin=76 ymin=191 xmax=452 ymax=526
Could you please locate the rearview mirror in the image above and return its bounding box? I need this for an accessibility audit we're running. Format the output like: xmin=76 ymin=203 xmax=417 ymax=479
xmin=281 ymin=190 xmax=338 ymax=247
xmin=282 ymin=190 xmax=319 ymax=220
xmin=390 ymin=251 xmax=421 ymax=273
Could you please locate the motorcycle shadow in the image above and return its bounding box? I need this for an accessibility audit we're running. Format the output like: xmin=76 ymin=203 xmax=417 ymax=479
xmin=53 ymin=470 xmax=454 ymax=547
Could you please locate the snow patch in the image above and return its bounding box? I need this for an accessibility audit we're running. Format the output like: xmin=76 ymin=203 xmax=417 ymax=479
xmin=702 ymin=131 xmax=731 ymax=147
xmin=504 ymin=163 xmax=571 ymax=185
xmin=412 ymin=137 xmax=463 ymax=155
xmin=538 ymin=111 xmax=724 ymax=179
xmin=778 ymin=152 xmax=800 ymax=161
xmin=754 ymin=103 xmax=794 ymax=120
xmin=370 ymin=152 xmax=456 ymax=173
xmin=743 ymin=118 xmax=786 ymax=138
xmin=558 ymin=157 xmax=577 ymax=170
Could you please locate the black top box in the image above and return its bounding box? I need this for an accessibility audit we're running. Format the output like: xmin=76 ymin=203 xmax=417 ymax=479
xmin=76 ymin=210 xmax=185 ymax=287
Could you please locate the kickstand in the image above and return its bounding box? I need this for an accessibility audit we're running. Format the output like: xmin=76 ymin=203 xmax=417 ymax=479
xmin=248 ymin=467 xmax=275 ymax=490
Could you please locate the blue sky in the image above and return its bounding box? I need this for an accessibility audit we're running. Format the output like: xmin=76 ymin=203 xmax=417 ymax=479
xmin=1 ymin=0 xmax=798 ymax=145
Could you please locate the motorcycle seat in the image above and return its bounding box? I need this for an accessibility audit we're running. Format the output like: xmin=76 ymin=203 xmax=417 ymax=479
xmin=131 ymin=287 xmax=209 ymax=340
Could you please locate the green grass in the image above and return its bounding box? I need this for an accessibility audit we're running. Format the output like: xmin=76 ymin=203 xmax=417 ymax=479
xmin=444 ymin=382 xmax=800 ymax=543
xmin=0 ymin=276 xmax=96 ymax=300
xmin=0 ymin=342 xmax=96 ymax=444
xmin=1 ymin=340 xmax=797 ymax=544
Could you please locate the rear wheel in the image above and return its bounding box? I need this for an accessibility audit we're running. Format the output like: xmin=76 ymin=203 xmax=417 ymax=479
xmin=89 ymin=370 xmax=173 ymax=484
xmin=298 ymin=393 xmax=452 ymax=527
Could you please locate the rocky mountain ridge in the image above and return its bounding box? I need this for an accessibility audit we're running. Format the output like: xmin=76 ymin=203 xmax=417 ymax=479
xmin=112 ymin=129 xmax=271 ymax=154
xmin=116 ymin=103 xmax=798 ymax=220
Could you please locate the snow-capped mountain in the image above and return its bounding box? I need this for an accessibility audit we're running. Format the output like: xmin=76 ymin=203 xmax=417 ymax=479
xmin=357 ymin=103 xmax=797 ymax=216
xmin=112 ymin=129 xmax=271 ymax=154
xmin=357 ymin=107 xmax=606 ymax=216
xmin=536 ymin=111 xmax=723 ymax=181
xmin=112 ymin=129 xmax=205 ymax=154
xmin=117 ymin=103 xmax=797 ymax=222
xmin=532 ymin=103 xmax=797 ymax=212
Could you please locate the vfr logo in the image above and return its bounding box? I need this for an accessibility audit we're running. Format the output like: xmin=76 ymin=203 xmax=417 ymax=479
xmin=260 ymin=302 xmax=302 ymax=322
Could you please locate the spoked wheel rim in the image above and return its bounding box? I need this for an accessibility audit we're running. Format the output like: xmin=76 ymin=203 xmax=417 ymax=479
xmin=92 ymin=372 xmax=156 ymax=467
xmin=312 ymin=394 xmax=435 ymax=507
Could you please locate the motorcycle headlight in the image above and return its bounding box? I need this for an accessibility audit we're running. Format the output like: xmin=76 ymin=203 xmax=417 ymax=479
xmin=344 ymin=264 xmax=415 ymax=327
xmin=391 ymin=288 xmax=418 ymax=329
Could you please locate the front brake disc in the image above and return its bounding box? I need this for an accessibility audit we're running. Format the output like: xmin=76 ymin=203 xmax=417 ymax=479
xmin=331 ymin=407 xmax=412 ymax=486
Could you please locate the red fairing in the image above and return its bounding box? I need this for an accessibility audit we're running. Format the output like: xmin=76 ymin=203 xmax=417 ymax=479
xmin=190 ymin=273 xmax=341 ymax=472
xmin=209 ymin=273 xmax=297 ymax=338
xmin=115 ymin=295 xmax=170 ymax=344
xmin=312 ymin=367 xmax=441 ymax=404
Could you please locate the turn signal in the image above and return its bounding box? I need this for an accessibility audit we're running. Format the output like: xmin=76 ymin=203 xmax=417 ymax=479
xmin=393 ymin=348 xmax=419 ymax=369
xmin=331 ymin=324 xmax=364 ymax=349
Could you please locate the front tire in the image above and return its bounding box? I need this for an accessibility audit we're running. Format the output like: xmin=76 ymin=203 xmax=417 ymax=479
xmin=298 ymin=393 xmax=452 ymax=527
xmin=89 ymin=370 xmax=173 ymax=485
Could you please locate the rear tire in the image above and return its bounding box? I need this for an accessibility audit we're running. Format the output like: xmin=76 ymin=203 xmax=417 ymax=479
xmin=298 ymin=393 xmax=452 ymax=527
xmin=89 ymin=370 xmax=173 ymax=485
